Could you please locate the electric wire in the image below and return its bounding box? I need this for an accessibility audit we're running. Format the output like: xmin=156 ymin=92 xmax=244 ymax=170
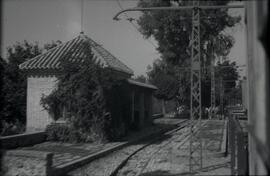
xmin=116 ymin=0 xmax=158 ymax=49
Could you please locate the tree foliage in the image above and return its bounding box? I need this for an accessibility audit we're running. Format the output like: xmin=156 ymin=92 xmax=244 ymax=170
xmin=41 ymin=51 xmax=108 ymax=142
xmin=138 ymin=0 xmax=241 ymax=108
xmin=0 ymin=40 xmax=62 ymax=135
xmin=0 ymin=41 xmax=42 ymax=124
xmin=147 ymin=59 xmax=179 ymax=101
xmin=133 ymin=74 xmax=147 ymax=83
xmin=201 ymin=59 xmax=240 ymax=107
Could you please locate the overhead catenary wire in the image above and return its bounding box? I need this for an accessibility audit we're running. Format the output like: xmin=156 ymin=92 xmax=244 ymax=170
xmin=113 ymin=5 xmax=244 ymax=20
xmin=175 ymin=65 xmax=246 ymax=72
xmin=116 ymin=0 xmax=158 ymax=49
xmin=114 ymin=2 xmax=245 ymax=89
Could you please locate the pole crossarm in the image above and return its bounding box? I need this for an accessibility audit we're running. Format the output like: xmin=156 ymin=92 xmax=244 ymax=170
xmin=113 ymin=5 xmax=244 ymax=20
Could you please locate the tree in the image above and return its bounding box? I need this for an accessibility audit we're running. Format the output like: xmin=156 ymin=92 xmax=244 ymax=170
xmin=147 ymin=59 xmax=178 ymax=100
xmin=137 ymin=0 xmax=241 ymax=108
xmin=133 ymin=74 xmax=147 ymax=83
xmin=0 ymin=57 xmax=6 ymax=115
xmin=147 ymin=59 xmax=179 ymax=114
xmin=0 ymin=41 xmax=62 ymax=125
xmin=215 ymin=59 xmax=240 ymax=106
xmin=201 ymin=59 xmax=240 ymax=107
xmin=0 ymin=41 xmax=42 ymax=124
xmin=216 ymin=60 xmax=239 ymax=92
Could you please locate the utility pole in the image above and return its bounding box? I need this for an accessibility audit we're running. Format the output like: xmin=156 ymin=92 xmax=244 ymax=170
xmin=189 ymin=1 xmax=202 ymax=171
xmin=113 ymin=3 xmax=244 ymax=173
xmin=220 ymin=77 xmax=224 ymax=119
xmin=210 ymin=38 xmax=216 ymax=120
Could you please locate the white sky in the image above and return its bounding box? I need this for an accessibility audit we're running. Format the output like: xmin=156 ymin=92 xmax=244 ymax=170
xmin=1 ymin=0 xmax=246 ymax=76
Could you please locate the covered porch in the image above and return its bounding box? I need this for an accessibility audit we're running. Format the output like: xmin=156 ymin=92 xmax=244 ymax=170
xmin=128 ymin=79 xmax=157 ymax=129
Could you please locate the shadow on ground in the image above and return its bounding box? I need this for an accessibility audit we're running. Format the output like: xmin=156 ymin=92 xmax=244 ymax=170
xmin=138 ymin=161 xmax=230 ymax=176
xmin=138 ymin=170 xmax=192 ymax=176
xmin=194 ymin=161 xmax=230 ymax=173
xmin=120 ymin=123 xmax=182 ymax=145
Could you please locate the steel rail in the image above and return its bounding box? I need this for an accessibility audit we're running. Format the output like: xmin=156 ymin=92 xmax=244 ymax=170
xmin=110 ymin=119 xmax=190 ymax=176
xmin=135 ymin=120 xmax=191 ymax=176
xmin=136 ymin=119 xmax=209 ymax=176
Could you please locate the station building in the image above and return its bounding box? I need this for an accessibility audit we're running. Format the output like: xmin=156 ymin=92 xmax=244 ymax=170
xmin=19 ymin=33 xmax=157 ymax=132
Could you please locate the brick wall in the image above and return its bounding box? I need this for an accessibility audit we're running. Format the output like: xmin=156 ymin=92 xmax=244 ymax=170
xmin=27 ymin=76 xmax=58 ymax=132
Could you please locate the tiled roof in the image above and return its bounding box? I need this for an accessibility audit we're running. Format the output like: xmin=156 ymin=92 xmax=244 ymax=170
xmin=19 ymin=33 xmax=134 ymax=75
xmin=128 ymin=79 xmax=157 ymax=90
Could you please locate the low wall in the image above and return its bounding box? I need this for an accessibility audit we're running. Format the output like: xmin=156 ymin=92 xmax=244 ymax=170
xmin=0 ymin=131 xmax=46 ymax=149
xmin=1 ymin=150 xmax=53 ymax=176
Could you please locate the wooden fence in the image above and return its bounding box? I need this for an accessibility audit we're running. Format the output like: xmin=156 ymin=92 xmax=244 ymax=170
xmin=227 ymin=107 xmax=248 ymax=175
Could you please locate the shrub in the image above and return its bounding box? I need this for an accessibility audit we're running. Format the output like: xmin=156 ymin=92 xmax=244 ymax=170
xmin=45 ymin=123 xmax=71 ymax=142
xmin=45 ymin=121 xmax=109 ymax=143
xmin=0 ymin=120 xmax=25 ymax=136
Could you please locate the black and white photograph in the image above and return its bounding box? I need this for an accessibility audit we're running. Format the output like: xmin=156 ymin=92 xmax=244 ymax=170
xmin=0 ymin=0 xmax=269 ymax=175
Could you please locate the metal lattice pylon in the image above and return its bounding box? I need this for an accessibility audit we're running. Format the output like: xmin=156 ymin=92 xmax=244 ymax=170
xmin=189 ymin=1 xmax=202 ymax=172
xmin=112 ymin=1 xmax=244 ymax=174
xmin=210 ymin=40 xmax=216 ymax=119
xmin=220 ymin=78 xmax=224 ymax=119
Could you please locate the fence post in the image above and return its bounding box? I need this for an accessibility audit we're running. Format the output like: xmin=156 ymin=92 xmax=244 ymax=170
xmin=236 ymin=128 xmax=248 ymax=175
xmin=237 ymin=131 xmax=244 ymax=175
xmin=229 ymin=115 xmax=236 ymax=175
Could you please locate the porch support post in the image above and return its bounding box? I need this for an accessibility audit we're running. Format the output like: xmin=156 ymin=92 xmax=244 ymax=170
xmin=149 ymin=93 xmax=153 ymax=123
xmin=139 ymin=91 xmax=145 ymax=128
xmin=131 ymin=89 xmax=135 ymax=123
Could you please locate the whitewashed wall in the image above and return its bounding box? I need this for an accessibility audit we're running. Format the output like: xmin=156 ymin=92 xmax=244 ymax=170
xmin=26 ymin=76 xmax=58 ymax=131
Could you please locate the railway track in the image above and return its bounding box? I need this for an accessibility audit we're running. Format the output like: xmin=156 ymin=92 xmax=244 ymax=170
xmin=111 ymin=120 xmax=193 ymax=176
xmin=113 ymin=119 xmax=210 ymax=176
xmin=68 ymin=119 xmax=208 ymax=176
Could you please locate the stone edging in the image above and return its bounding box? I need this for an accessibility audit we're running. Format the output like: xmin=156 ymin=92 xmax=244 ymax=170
xmin=0 ymin=131 xmax=46 ymax=149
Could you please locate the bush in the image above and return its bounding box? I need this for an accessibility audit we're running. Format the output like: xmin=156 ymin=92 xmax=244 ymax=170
xmin=45 ymin=122 xmax=109 ymax=143
xmin=45 ymin=123 xmax=71 ymax=142
xmin=0 ymin=120 xmax=25 ymax=136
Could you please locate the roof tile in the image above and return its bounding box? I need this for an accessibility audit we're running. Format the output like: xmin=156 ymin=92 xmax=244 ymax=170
xmin=19 ymin=34 xmax=134 ymax=75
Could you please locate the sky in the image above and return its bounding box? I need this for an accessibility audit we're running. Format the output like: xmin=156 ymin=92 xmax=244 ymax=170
xmin=1 ymin=0 xmax=246 ymax=77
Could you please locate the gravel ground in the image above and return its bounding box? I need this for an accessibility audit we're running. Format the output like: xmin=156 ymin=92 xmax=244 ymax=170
xmin=117 ymin=126 xmax=190 ymax=176
xmin=67 ymin=143 xmax=147 ymax=176
xmin=65 ymin=120 xmax=228 ymax=176
xmin=68 ymin=120 xmax=188 ymax=176
xmin=116 ymin=120 xmax=229 ymax=176
xmin=67 ymin=119 xmax=187 ymax=176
